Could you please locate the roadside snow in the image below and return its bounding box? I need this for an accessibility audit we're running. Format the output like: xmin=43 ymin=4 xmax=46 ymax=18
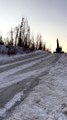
xmin=0 ymin=91 xmax=23 ymax=117
xmin=0 ymin=53 xmax=47 ymax=69
xmin=0 ymin=50 xmax=46 ymax=64
xmin=4 ymin=54 xmax=67 ymax=120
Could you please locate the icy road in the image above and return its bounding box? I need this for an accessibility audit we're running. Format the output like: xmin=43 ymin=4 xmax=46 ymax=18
xmin=0 ymin=51 xmax=63 ymax=119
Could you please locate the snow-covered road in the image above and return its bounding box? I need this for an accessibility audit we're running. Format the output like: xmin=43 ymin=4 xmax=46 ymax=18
xmin=0 ymin=51 xmax=62 ymax=119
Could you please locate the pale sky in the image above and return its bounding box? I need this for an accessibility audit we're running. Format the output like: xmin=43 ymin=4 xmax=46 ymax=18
xmin=0 ymin=0 xmax=67 ymax=52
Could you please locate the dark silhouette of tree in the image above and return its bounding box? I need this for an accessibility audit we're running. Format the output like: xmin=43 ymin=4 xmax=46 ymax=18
xmin=30 ymin=36 xmax=35 ymax=51
xmin=18 ymin=29 xmax=22 ymax=47
xmin=15 ymin=27 xmax=19 ymax=46
xmin=27 ymin=26 xmax=30 ymax=48
xmin=24 ymin=35 xmax=28 ymax=50
xmin=31 ymin=41 xmax=35 ymax=51
xmin=0 ymin=36 xmax=4 ymax=45
xmin=0 ymin=17 xmax=48 ymax=55
xmin=36 ymin=34 xmax=39 ymax=49
xmin=36 ymin=40 xmax=38 ymax=49
xmin=43 ymin=43 xmax=46 ymax=51
xmin=27 ymin=38 xmax=31 ymax=49
xmin=39 ymin=40 xmax=42 ymax=50
xmin=9 ymin=29 xmax=13 ymax=45
xmin=17 ymin=17 xmax=30 ymax=49
xmin=36 ymin=34 xmax=42 ymax=50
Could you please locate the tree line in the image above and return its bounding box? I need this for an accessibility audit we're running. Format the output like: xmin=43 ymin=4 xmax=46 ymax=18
xmin=0 ymin=17 xmax=51 ymax=55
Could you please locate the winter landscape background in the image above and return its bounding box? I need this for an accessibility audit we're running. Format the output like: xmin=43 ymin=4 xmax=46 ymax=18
xmin=0 ymin=0 xmax=67 ymax=120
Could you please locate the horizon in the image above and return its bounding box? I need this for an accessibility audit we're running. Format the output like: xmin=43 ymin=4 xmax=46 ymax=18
xmin=0 ymin=0 xmax=67 ymax=52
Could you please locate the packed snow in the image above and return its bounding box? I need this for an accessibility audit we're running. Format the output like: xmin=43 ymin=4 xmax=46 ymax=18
xmin=0 ymin=91 xmax=23 ymax=117
xmin=0 ymin=51 xmax=51 ymax=118
xmin=0 ymin=54 xmax=52 ymax=89
xmin=4 ymin=54 xmax=67 ymax=120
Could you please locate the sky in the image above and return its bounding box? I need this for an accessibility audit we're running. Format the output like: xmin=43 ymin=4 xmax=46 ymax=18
xmin=0 ymin=0 xmax=67 ymax=52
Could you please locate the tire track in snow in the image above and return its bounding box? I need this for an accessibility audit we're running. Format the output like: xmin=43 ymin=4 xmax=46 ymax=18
xmin=0 ymin=51 xmax=46 ymax=65
xmin=0 ymin=53 xmax=49 ymax=73
xmin=0 ymin=54 xmax=52 ymax=89
xmin=13 ymin=53 xmax=61 ymax=76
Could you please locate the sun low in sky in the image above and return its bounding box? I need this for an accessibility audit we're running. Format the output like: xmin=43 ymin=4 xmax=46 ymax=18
xmin=0 ymin=0 xmax=67 ymax=52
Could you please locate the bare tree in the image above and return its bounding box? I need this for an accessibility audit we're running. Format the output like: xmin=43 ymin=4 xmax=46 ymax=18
xmin=39 ymin=40 xmax=42 ymax=50
xmin=15 ymin=27 xmax=19 ymax=46
xmin=18 ymin=27 xmax=22 ymax=47
xmin=0 ymin=36 xmax=4 ymax=45
xmin=36 ymin=34 xmax=42 ymax=49
xmin=43 ymin=43 xmax=46 ymax=51
xmin=30 ymin=35 xmax=35 ymax=51
xmin=9 ymin=28 xmax=14 ymax=45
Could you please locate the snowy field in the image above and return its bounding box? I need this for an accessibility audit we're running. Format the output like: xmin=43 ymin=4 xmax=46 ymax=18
xmin=0 ymin=51 xmax=66 ymax=120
